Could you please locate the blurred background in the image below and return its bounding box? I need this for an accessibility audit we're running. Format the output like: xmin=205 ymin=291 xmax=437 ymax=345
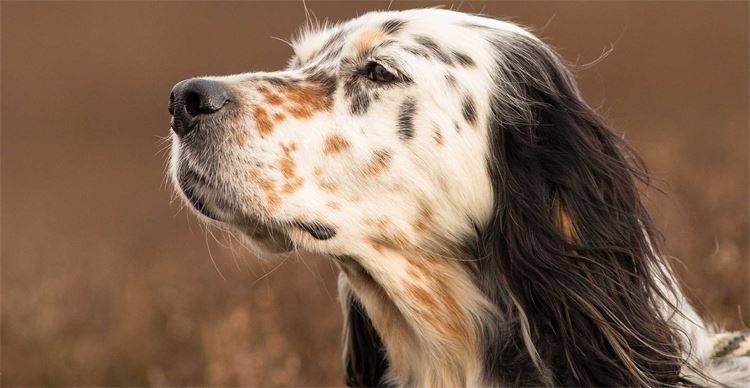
xmin=1 ymin=1 xmax=747 ymax=386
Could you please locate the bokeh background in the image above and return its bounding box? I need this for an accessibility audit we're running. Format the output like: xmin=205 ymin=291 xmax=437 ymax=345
xmin=2 ymin=1 xmax=748 ymax=386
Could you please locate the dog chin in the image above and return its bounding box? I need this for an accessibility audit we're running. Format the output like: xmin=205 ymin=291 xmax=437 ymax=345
xmin=237 ymin=222 xmax=295 ymax=255
xmin=188 ymin=199 xmax=295 ymax=255
xmin=190 ymin=198 xmax=295 ymax=254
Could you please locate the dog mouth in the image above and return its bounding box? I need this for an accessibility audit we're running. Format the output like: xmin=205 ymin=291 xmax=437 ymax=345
xmin=174 ymin=166 xmax=335 ymax=253
xmin=174 ymin=169 xmax=295 ymax=252
xmin=290 ymin=220 xmax=337 ymax=240
xmin=176 ymin=168 xmax=225 ymax=221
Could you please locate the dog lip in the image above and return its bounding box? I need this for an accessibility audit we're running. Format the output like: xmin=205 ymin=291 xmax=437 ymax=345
xmin=292 ymin=220 xmax=337 ymax=240
xmin=180 ymin=183 xmax=220 ymax=221
xmin=176 ymin=168 xmax=223 ymax=221
xmin=181 ymin=168 xmax=212 ymax=188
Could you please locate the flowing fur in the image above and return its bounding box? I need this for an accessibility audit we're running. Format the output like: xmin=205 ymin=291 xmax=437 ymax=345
xmin=474 ymin=31 xmax=689 ymax=386
xmin=168 ymin=8 xmax=750 ymax=387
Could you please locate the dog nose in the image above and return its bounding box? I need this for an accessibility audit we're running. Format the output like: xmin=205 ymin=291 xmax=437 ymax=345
xmin=168 ymin=79 xmax=231 ymax=137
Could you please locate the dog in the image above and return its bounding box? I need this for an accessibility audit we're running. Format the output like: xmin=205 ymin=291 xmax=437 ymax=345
xmin=168 ymin=8 xmax=749 ymax=387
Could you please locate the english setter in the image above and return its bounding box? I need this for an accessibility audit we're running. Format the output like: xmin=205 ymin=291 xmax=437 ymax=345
xmin=168 ymin=9 xmax=750 ymax=387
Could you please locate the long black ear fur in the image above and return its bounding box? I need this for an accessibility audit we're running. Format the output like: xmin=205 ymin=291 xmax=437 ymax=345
xmin=342 ymin=290 xmax=389 ymax=387
xmin=472 ymin=32 xmax=691 ymax=386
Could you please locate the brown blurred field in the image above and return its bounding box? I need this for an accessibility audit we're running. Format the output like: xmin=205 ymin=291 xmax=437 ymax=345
xmin=1 ymin=1 xmax=748 ymax=386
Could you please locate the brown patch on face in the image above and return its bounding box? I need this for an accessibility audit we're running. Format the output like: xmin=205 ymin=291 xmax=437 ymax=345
xmin=364 ymin=216 xmax=413 ymax=249
xmin=433 ymin=129 xmax=445 ymax=145
xmin=412 ymin=201 xmax=434 ymax=232
xmin=353 ymin=30 xmax=385 ymax=52
xmin=276 ymin=143 xmax=304 ymax=195
xmin=326 ymin=201 xmax=341 ymax=210
xmin=282 ymin=177 xmax=304 ymax=194
xmin=258 ymin=178 xmax=281 ymax=214
xmin=364 ymin=217 xmax=392 ymax=231
xmin=266 ymin=93 xmax=284 ymax=106
xmin=278 ymin=83 xmax=333 ymax=120
xmin=371 ymin=242 xmax=385 ymax=254
xmin=266 ymin=192 xmax=281 ymax=213
xmin=391 ymin=231 xmax=410 ymax=249
xmin=314 ymin=165 xmax=338 ymax=192
xmin=254 ymin=106 xmax=274 ymax=136
xmin=285 ymin=106 xmax=307 ymax=119
xmin=363 ymin=150 xmax=391 ymax=177
xmin=323 ymin=134 xmax=351 ymax=155
xmin=318 ymin=181 xmax=338 ymax=193
xmin=234 ymin=127 xmax=246 ymax=146
xmin=258 ymin=86 xmax=285 ymax=106
xmin=279 ymin=144 xmax=296 ymax=179
xmin=258 ymin=178 xmax=274 ymax=191
xmin=255 ymin=81 xmax=333 ymax=136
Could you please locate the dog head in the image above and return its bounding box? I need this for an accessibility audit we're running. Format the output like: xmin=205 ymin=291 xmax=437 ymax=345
xmin=169 ymin=9 xmax=689 ymax=386
xmin=168 ymin=9 xmax=520 ymax=256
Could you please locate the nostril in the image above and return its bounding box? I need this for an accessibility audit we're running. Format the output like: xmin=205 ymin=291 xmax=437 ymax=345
xmin=185 ymin=90 xmax=202 ymax=118
xmin=169 ymin=78 xmax=230 ymax=138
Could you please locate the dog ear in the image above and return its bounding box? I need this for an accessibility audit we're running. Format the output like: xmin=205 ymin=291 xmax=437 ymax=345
xmin=473 ymin=32 xmax=689 ymax=386
xmin=339 ymin=279 xmax=389 ymax=387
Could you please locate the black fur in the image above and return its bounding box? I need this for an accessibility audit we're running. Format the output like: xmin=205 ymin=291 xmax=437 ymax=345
xmin=351 ymin=92 xmax=370 ymax=115
xmin=343 ymin=290 xmax=389 ymax=387
xmin=381 ymin=19 xmax=407 ymax=35
xmin=414 ymin=35 xmax=454 ymax=65
xmin=462 ymin=94 xmax=477 ymax=126
xmin=305 ymin=68 xmax=338 ymax=97
xmin=445 ymin=73 xmax=457 ymax=88
xmin=451 ymin=50 xmax=475 ymax=66
xmin=466 ymin=33 xmax=690 ymax=386
xmin=397 ymin=97 xmax=417 ymax=140
xmin=340 ymin=47 xmax=412 ymax=116
xmin=264 ymin=76 xmax=297 ymax=87
xmin=404 ymin=45 xmax=431 ymax=59
xmin=343 ymin=75 xmax=370 ymax=116
xmin=320 ymin=29 xmax=347 ymax=62
xmin=301 ymin=28 xmax=348 ymax=65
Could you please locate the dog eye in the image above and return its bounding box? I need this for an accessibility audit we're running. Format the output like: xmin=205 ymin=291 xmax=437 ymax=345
xmin=366 ymin=62 xmax=396 ymax=83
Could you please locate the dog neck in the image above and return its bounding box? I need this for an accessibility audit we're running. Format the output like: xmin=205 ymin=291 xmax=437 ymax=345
xmin=337 ymin=244 xmax=493 ymax=387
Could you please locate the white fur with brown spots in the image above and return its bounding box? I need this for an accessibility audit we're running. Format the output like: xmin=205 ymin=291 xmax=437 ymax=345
xmin=169 ymin=9 xmax=749 ymax=387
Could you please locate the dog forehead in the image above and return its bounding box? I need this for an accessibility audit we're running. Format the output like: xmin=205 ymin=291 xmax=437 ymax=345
xmin=291 ymin=9 xmax=532 ymax=62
